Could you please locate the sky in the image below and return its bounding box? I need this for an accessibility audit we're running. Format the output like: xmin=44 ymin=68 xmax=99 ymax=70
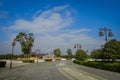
xmin=0 ymin=0 xmax=120 ymax=55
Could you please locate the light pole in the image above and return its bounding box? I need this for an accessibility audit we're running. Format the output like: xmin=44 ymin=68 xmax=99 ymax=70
xmin=10 ymin=40 xmax=16 ymax=69
xmin=74 ymin=43 xmax=81 ymax=50
xmin=35 ymin=49 xmax=40 ymax=63
xmin=99 ymin=27 xmax=113 ymax=61
xmin=99 ymin=27 xmax=113 ymax=42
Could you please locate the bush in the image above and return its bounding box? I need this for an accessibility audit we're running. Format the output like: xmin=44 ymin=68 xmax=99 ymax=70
xmin=73 ymin=60 xmax=120 ymax=73
xmin=44 ymin=56 xmax=53 ymax=61
xmin=0 ymin=61 xmax=6 ymax=67
xmin=23 ymin=60 xmax=34 ymax=63
xmin=44 ymin=58 xmax=52 ymax=61
xmin=55 ymin=57 xmax=61 ymax=60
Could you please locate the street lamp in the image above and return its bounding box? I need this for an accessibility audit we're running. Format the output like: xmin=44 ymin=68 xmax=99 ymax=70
xmin=10 ymin=40 xmax=16 ymax=69
xmin=35 ymin=49 xmax=40 ymax=63
xmin=99 ymin=27 xmax=113 ymax=42
xmin=74 ymin=43 xmax=81 ymax=50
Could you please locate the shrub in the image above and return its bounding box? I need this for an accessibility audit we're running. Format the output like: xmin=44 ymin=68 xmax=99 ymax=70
xmin=23 ymin=60 xmax=34 ymax=63
xmin=44 ymin=58 xmax=52 ymax=61
xmin=73 ymin=60 xmax=120 ymax=73
xmin=55 ymin=57 xmax=61 ymax=60
xmin=0 ymin=61 xmax=6 ymax=67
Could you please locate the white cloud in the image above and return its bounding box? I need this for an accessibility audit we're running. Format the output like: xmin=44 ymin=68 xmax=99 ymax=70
xmin=9 ymin=5 xmax=72 ymax=34
xmin=53 ymin=5 xmax=69 ymax=12
xmin=64 ymin=29 xmax=90 ymax=34
xmin=0 ymin=5 xmax=104 ymax=55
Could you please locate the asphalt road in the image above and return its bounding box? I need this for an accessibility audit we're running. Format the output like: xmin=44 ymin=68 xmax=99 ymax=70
xmin=0 ymin=61 xmax=68 ymax=80
xmin=0 ymin=60 xmax=120 ymax=80
xmin=58 ymin=60 xmax=120 ymax=80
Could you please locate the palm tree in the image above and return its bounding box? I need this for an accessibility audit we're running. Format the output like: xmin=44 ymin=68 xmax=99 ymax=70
xmin=14 ymin=32 xmax=34 ymax=57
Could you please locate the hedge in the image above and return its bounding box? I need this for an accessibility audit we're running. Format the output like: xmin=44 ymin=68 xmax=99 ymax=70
xmin=23 ymin=60 xmax=34 ymax=63
xmin=73 ymin=60 xmax=120 ymax=73
xmin=0 ymin=61 xmax=6 ymax=67
xmin=44 ymin=58 xmax=52 ymax=61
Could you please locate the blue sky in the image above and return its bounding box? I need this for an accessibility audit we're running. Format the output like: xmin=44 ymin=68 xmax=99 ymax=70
xmin=0 ymin=0 xmax=120 ymax=54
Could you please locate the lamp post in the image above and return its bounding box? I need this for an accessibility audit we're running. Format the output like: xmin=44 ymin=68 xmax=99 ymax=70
xmin=35 ymin=49 xmax=40 ymax=63
xmin=99 ymin=27 xmax=113 ymax=42
xmin=10 ymin=40 xmax=16 ymax=69
xmin=99 ymin=27 xmax=113 ymax=61
xmin=74 ymin=43 xmax=81 ymax=50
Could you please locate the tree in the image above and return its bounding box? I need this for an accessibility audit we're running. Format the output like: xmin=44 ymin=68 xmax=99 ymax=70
xmin=102 ymin=39 xmax=120 ymax=61
xmin=0 ymin=54 xmax=19 ymax=59
xmin=67 ymin=48 xmax=73 ymax=59
xmin=53 ymin=48 xmax=61 ymax=57
xmin=14 ymin=32 xmax=34 ymax=56
xmin=75 ymin=49 xmax=88 ymax=61
xmin=90 ymin=49 xmax=102 ymax=61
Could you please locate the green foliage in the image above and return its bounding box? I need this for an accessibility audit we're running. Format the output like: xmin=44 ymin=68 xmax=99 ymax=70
xmin=44 ymin=58 xmax=52 ymax=61
xmin=53 ymin=48 xmax=61 ymax=57
xmin=90 ymin=49 xmax=102 ymax=59
xmin=103 ymin=39 xmax=120 ymax=60
xmin=67 ymin=48 xmax=73 ymax=59
xmin=75 ymin=49 xmax=88 ymax=61
xmin=15 ymin=32 xmax=34 ymax=55
xmin=90 ymin=39 xmax=120 ymax=61
xmin=73 ymin=60 xmax=120 ymax=73
xmin=0 ymin=54 xmax=19 ymax=59
xmin=61 ymin=55 xmax=69 ymax=58
xmin=23 ymin=60 xmax=34 ymax=63
xmin=61 ymin=54 xmax=75 ymax=59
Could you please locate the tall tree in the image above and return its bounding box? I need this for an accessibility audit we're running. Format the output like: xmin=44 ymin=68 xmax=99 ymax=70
xmin=67 ymin=48 xmax=73 ymax=59
xmin=14 ymin=32 xmax=34 ymax=56
xmin=102 ymin=39 xmax=120 ymax=61
xmin=53 ymin=48 xmax=61 ymax=57
xmin=90 ymin=49 xmax=102 ymax=61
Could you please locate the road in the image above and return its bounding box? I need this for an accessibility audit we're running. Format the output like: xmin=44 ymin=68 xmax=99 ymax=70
xmin=0 ymin=61 xmax=67 ymax=80
xmin=58 ymin=60 xmax=120 ymax=80
xmin=0 ymin=60 xmax=120 ymax=80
